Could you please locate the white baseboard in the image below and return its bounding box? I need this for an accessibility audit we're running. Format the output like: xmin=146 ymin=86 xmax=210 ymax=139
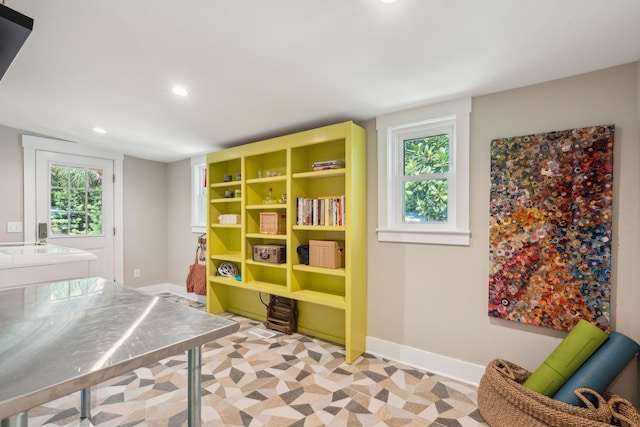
xmin=136 ymin=283 xmax=483 ymax=385
xmin=137 ymin=283 xmax=206 ymax=305
xmin=366 ymin=336 xmax=485 ymax=387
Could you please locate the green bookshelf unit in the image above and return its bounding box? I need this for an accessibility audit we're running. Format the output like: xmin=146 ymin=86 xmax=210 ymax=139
xmin=206 ymin=121 xmax=367 ymax=363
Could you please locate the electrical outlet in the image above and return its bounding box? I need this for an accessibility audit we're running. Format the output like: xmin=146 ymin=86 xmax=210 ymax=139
xmin=133 ymin=269 xmax=141 ymax=278
xmin=7 ymin=221 xmax=22 ymax=233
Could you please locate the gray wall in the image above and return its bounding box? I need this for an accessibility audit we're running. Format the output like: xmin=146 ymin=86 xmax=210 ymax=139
xmin=366 ymin=62 xmax=640 ymax=404
xmin=165 ymin=158 xmax=203 ymax=287
xmin=0 ymin=127 xmax=24 ymax=242
xmin=122 ymin=156 xmax=168 ymax=287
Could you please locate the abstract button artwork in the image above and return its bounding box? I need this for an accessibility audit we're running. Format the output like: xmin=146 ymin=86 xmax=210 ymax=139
xmin=488 ymin=124 xmax=614 ymax=331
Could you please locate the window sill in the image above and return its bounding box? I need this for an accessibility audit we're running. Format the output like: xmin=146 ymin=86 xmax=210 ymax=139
xmin=376 ymin=228 xmax=470 ymax=246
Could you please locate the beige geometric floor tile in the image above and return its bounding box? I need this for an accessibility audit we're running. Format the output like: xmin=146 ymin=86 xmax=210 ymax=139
xmin=27 ymin=294 xmax=488 ymax=427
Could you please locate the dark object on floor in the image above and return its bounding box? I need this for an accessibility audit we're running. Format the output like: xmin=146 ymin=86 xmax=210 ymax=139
xmin=266 ymin=295 xmax=297 ymax=334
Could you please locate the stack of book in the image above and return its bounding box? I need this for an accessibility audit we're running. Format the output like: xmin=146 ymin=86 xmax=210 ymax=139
xmin=296 ymin=195 xmax=345 ymax=226
xmin=312 ymin=160 xmax=345 ymax=171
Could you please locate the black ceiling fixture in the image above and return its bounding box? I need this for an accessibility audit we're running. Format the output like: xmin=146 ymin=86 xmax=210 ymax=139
xmin=0 ymin=3 xmax=33 ymax=81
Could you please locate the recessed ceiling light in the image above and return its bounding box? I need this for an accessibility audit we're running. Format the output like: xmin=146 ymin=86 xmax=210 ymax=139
xmin=172 ymin=86 xmax=189 ymax=96
xmin=92 ymin=127 xmax=107 ymax=134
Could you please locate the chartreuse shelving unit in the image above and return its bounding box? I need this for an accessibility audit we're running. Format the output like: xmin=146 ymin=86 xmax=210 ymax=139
xmin=206 ymin=121 xmax=366 ymax=363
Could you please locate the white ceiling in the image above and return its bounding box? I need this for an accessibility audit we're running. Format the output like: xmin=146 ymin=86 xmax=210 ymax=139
xmin=1 ymin=0 xmax=639 ymax=162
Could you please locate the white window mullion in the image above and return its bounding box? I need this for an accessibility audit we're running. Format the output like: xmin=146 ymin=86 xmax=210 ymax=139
xmin=190 ymin=155 xmax=207 ymax=234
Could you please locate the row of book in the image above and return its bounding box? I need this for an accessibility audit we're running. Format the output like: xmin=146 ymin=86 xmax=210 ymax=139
xmin=523 ymin=319 xmax=640 ymax=407
xmin=296 ymin=196 xmax=345 ymax=226
xmin=312 ymin=159 xmax=344 ymax=171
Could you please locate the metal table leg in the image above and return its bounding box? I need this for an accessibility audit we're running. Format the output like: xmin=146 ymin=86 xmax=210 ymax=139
xmin=1 ymin=411 xmax=28 ymax=427
xmin=80 ymin=387 xmax=91 ymax=419
xmin=187 ymin=346 xmax=202 ymax=427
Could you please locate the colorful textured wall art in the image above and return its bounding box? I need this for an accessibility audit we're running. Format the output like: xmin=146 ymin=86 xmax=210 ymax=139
xmin=488 ymin=125 xmax=614 ymax=331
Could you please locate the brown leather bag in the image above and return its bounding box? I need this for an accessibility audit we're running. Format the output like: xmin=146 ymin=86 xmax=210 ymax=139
xmin=186 ymin=248 xmax=207 ymax=295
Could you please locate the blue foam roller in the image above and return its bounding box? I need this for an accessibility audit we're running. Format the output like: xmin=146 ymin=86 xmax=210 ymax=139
xmin=553 ymin=331 xmax=640 ymax=406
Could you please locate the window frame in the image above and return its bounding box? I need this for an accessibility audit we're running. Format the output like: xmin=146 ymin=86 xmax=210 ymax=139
xmin=377 ymin=97 xmax=471 ymax=246
xmin=49 ymin=163 xmax=105 ymax=236
xmin=393 ymin=120 xmax=455 ymax=228
xmin=191 ymin=155 xmax=207 ymax=234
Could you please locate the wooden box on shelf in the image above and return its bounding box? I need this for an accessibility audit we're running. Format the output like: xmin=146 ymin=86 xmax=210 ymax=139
xmin=260 ymin=212 xmax=286 ymax=234
xmin=309 ymin=240 xmax=345 ymax=269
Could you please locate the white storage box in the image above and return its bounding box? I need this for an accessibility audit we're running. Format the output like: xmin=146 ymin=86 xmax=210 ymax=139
xmin=218 ymin=214 xmax=241 ymax=224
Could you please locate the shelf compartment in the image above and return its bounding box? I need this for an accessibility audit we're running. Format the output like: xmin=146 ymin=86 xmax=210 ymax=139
xmin=210 ymin=198 xmax=241 ymax=204
xmin=291 ymin=289 xmax=346 ymax=309
xmin=291 ymin=139 xmax=346 ymax=175
xmin=245 ymin=150 xmax=287 ymax=180
xmin=210 ymin=251 xmax=242 ymax=263
xmin=210 ymin=181 xmax=241 ymax=188
xmin=209 ymin=158 xmax=242 ymax=184
xmin=245 ymin=259 xmax=287 ymax=269
xmin=293 ymin=225 xmax=345 ymax=232
xmin=243 ymin=280 xmax=288 ymax=295
xmin=210 ymin=182 xmax=242 ymax=200
xmin=211 ymin=259 xmax=242 ymax=279
xmin=209 ymin=201 xmax=241 ymax=222
xmin=291 ymin=176 xmax=345 ymax=200
xmin=246 ymin=175 xmax=287 ymax=184
xmin=291 ymin=229 xmax=345 ymax=254
xmin=246 ymin=203 xmax=287 ymax=210
xmin=292 ymin=264 xmax=346 ymax=277
xmin=246 ymin=209 xmax=287 ymax=235
xmin=291 ymin=269 xmax=345 ymax=301
xmin=292 ymin=169 xmax=345 ymax=179
xmin=212 ymin=275 xmax=287 ymax=295
xmin=208 ymin=227 xmax=241 ymax=255
xmin=245 ymin=261 xmax=287 ymax=287
xmin=207 ymin=283 xmax=267 ymax=322
xmin=246 ymin=180 xmax=286 ymax=206
xmin=209 ymin=274 xmax=239 ymax=286
xmin=211 ymin=223 xmax=241 ymax=229
xmin=245 ymin=233 xmax=286 ymax=240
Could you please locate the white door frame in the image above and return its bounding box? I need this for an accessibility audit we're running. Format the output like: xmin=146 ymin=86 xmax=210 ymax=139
xmin=22 ymin=135 xmax=124 ymax=283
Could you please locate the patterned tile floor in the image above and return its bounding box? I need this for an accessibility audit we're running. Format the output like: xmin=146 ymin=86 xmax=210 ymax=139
xmin=28 ymin=293 xmax=489 ymax=427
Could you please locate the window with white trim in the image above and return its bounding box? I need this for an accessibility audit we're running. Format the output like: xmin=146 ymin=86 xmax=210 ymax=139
xmin=377 ymin=97 xmax=471 ymax=245
xmin=191 ymin=155 xmax=207 ymax=233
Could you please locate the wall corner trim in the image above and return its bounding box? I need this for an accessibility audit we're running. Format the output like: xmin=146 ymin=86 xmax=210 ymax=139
xmin=366 ymin=336 xmax=485 ymax=387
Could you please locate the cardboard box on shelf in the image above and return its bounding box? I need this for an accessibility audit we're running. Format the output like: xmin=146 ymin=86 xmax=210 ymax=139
xmin=309 ymin=240 xmax=344 ymax=269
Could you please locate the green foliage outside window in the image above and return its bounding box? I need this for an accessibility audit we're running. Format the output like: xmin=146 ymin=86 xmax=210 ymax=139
xmin=403 ymin=134 xmax=449 ymax=222
xmin=50 ymin=165 xmax=103 ymax=235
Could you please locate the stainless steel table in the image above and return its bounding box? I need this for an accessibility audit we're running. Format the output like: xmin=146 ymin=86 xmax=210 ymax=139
xmin=0 ymin=277 xmax=238 ymax=427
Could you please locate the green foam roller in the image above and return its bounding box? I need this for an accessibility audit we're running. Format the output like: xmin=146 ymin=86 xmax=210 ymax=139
xmin=523 ymin=319 xmax=608 ymax=396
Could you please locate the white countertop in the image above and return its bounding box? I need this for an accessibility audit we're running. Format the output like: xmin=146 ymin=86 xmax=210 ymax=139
xmin=0 ymin=243 xmax=97 ymax=269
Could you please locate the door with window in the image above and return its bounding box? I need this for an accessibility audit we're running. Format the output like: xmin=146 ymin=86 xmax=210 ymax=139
xmin=35 ymin=151 xmax=115 ymax=280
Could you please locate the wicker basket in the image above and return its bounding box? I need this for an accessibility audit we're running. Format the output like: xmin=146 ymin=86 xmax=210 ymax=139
xmin=478 ymin=359 xmax=640 ymax=427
